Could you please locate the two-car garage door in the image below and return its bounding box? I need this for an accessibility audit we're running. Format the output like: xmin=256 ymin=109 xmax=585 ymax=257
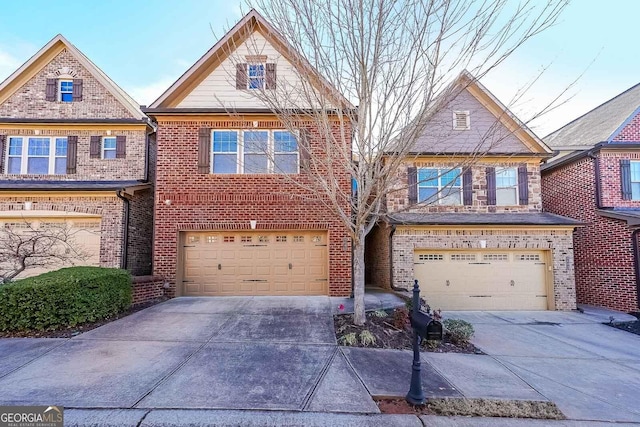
xmin=181 ymin=231 xmax=328 ymax=296
xmin=414 ymin=250 xmax=549 ymax=310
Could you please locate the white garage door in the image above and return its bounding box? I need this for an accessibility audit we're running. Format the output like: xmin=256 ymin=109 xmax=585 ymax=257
xmin=181 ymin=230 xmax=328 ymax=296
xmin=2 ymin=217 xmax=101 ymax=280
xmin=414 ymin=250 xmax=549 ymax=310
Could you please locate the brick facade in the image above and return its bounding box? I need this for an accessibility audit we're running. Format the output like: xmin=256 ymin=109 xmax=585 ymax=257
xmin=152 ymin=117 xmax=352 ymax=297
xmin=0 ymin=48 xmax=135 ymax=120
xmin=131 ymin=275 xmax=166 ymax=305
xmin=542 ymin=154 xmax=640 ymax=312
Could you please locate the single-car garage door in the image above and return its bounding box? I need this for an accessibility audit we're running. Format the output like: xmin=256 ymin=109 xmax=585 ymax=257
xmin=1 ymin=217 xmax=101 ymax=280
xmin=181 ymin=230 xmax=328 ymax=296
xmin=414 ymin=250 xmax=549 ymax=310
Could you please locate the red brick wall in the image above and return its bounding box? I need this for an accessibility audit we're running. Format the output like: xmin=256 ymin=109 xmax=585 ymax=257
xmin=152 ymin=117 xmax=352 ymax=297
xmin=612 ymin=113 xmax=640 ymax=142
xmin=599 ymin=151 xmax=640 ymax=208
xmin=542 ymin=155 xmax=639 ymax=312
xmin=131 ymin=275 xmax=166 ymax=305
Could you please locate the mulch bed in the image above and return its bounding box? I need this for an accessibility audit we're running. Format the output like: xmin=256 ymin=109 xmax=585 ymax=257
xmin=607 ymin=312 xmax=640 ymax=336
xmin=334 ymin=308 xmax=483 ymax=354
xmin=376 ymin=397 xmax=565 ymax=419
xmin=0 ymin=297 xmax=168 ymax=338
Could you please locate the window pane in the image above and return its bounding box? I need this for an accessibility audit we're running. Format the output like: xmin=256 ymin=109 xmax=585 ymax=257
xmin=27 ymin=157 xmax=49 ymax=174
xmin=244 ymin=154 xmax=268 ymax=173
xmin=418 ymin=168 xmax=438 ymax=186
xmin=243 ymin=131 xmax=268 ymax=152
xmin=55 ymin=158 xmax=67 ymax=174
xmin=8 ymin=137 xmax=22 ymax=155
xmin=104 ymin=150 xmax=116 ymax=159
xmin=248 ymin=64 xmax=264 ymax=89
xmin=631 ymin=162 xmax=640 ymax=182
xmin=61 ymin=92 xmax=73 ymax=102
xmin=632 ymin=183 xmax=640 ymax=200
xmin=60 ymin=81 xmax=73 ymax=92
xmin=213 ymin=154 xmax=237 ymax=173
xmin=55 ymin=138 xmax=67 ymax=156
xmin=496 ymin=188 xmax=517 ymax=205
xmin=103 ymin=137 xmax=116 ymax=149
xmin=274 ymin=131 xmax=298 ymax=152
xmin=441 ymin=169 xmax=461 ymax=186
xmin=8 ymin=158 xmax=21 ymax=174
xmin=275 ymin=154 xmax=298 ymax=173
xmin=441 ymin=188 xmax=462 ymax=205
xmin=28 ymin=138 xmax=50 ymax=155
xmin=418 ymin=187 xmax=437 ymax=203
xmin=213 ymin=131 xmax=238 ymax=152
xmin=496 ymin=168 xmax=517 ymax=188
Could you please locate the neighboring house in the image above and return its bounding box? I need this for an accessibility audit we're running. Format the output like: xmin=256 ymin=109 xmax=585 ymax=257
xmin=366 ymin=72 xmax=580 ymax=311
xmin=144 ymin=10 xmax=352 ymax=297
xmin=0 ymin=35 xmax=155 ymax=278
xmin=542 ymin=83 xmax=640 ymax=312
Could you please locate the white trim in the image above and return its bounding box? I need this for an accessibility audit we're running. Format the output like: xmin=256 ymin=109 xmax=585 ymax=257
xmin=495 ymin=166 xmax=519 ymax=206
xmin=101 ymin=136 xmax=117 ymax=160
xmin=58 ymin=79 xmax=73 ymax=102
xmin=5 ymin=136 xmax=67 ymax=175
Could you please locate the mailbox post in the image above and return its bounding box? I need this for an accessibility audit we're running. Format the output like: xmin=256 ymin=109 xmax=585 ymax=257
xmin=406 ymin=279 xmax=443 ymax=406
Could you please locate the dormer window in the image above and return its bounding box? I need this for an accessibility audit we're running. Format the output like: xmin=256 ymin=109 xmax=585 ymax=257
xmin=453 ymin=111 xmax=470 ymax=130
xmin=248 ymin=64 xmax=265 ymax=89
xmin=60 ymin=80 xmax=73 ymax=102
xmin=236 ymin=61 xmax=277 ymax=90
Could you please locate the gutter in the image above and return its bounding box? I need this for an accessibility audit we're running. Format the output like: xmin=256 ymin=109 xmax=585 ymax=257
xmin=116 ymin=190 xmax=130 ymax=270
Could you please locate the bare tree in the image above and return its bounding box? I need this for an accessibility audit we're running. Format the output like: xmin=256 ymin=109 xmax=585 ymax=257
xmin=0 ymin=221 xmax=89 ymax=284
xmin=227 ymin=0 xmax=568 ymax=325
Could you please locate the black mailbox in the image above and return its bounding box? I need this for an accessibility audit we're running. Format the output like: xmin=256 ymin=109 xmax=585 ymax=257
xmin=410 ymin=311 xmax=443 ymax=341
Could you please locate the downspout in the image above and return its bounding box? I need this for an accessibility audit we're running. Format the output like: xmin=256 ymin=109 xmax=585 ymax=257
xmin=389 ymin=224 xmax=399 ymax=290
xmin=587 ymin=150 xmax=602 ymax=209
xmin=116 ymin=190 xmax=130 ymax=270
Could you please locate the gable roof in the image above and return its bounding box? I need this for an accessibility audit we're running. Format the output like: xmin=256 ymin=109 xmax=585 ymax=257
xmin=0 ymin=34 xmax=146 ymax=120
xmin=149 ymin=9 xmax=352 ymax=110
xmin=405 ymin=70 xmax=552 ymax=156
xmin=544 ymin=82 xmax=640 ymax=149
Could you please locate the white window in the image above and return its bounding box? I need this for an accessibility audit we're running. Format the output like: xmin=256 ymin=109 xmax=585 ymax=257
xmin=630 ymin=161 xmax=640 ymax=200
xmin=248 ymin=64 xmax=265 ymax=89
xmin=417 ymin=168 xmax=462 ymax=205
xmin=453 ymin=111 xmax=470 ymax=130
xmin=59 ymin=80 xmax=73 ymax=102
xmin=496 ymin=167 xmax=518 ymax=205
xmin=6 ymin=137 xmax=67 ymax=175
xmin=211 ymin=130 xmax=299 ymax=174
xmin=102 ymin=137 xmax=117 ymax=159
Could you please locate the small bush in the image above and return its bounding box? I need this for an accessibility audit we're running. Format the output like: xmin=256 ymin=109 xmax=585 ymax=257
xmin=443 ymin=319 xmax=474 ymax=344
xmin=339 ymin=332 xmax=357 ymax=346
xmin=360 ymin=330 xmax=377 ymax=346
xmin=0 ymin=267 xmax=132 ymax=332
xmin=393 ymin=307 xmax=410 ymax=330
xmin=371 ymin=309 xmax=388 ymax=318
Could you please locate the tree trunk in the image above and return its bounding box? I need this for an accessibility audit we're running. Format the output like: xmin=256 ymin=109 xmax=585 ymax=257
xmin=353 ymin=230 xmax=366 ymax=326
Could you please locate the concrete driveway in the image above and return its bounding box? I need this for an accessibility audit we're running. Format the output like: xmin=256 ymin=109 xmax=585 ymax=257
xmin=0 ymin=295 xmax=402 ymax=413
xmin=442 ymin=307 xmax=640 ymax=423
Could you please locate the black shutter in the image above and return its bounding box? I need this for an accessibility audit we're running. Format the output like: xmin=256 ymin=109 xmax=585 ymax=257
xmin=66 ymin=136 xmax=78 ymax=174
xmin=236 ymin=63 xmax=247 ymax=89
xmin=45 ymin=78 xmax=57 ymax=101
xmin=621 ymin=159 xmax=632 ymax=200
xmin=0 ymin=135 xmax=5 ymax=174
xmin=198 ymin=128 xmax=211 ymax=173
xmin=116 ymin=136 xmax=126 ymax=158
xmin=72 ymin=79 xmax=83 ymax=101
xmin=486 ymin=167 xmax=496 ymax=205
xmin=518 ymin=164 xmax=529 ymax=205
xmin=298 ymin=128 xmax=311 ymax=170
xmin=265 ymin=63 xmax=276 ymax=89
xmin=90 ymin=136 xmax=101 ymax=159
xmin=407 ymin=167 xmax=418 ymax=204
xmin=462 ymin=167 xmax=473 ymax=205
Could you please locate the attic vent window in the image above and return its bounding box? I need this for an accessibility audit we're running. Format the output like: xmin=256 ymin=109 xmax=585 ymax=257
xmin=453 ymin=111 xmax=470 ymax=130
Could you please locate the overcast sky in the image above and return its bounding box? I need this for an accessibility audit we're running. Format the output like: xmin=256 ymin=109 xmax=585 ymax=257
xmin=0 ymin=0 xmax=637 ymax=137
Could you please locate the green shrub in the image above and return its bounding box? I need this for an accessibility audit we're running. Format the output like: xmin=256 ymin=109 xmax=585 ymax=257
xmin=0 ymin=267 xmax=132 ymax=332
xmin=443 ymin=319 xmax=474 ymax=344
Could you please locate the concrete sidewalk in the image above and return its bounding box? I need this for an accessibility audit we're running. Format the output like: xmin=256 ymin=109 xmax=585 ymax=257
xmin=63 ymin=409 xmax=640 ymax=427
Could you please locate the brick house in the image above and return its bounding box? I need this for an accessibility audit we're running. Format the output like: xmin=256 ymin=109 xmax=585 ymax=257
xmin=0 ymin=35 xmax=155 ymax=278
xmin=542 ymin=82 xmax=640 ymax=312
xmin=366 ymin=72 xmax=579 ymax=311
xmin=145 ymin=10 xmax=352 ymax=297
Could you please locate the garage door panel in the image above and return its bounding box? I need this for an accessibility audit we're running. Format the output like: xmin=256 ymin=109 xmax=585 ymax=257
xmin=415 ymin=250 xmax=548 ymax=311
xmin=182 ymin=231 xmax=328 ymax=296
